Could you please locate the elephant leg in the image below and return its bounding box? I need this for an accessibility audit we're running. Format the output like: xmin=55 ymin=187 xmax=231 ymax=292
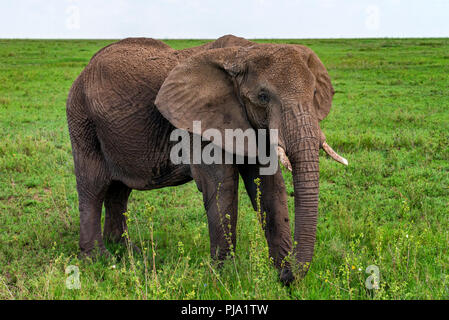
xmin=191 ymin=164 xmax=239 ymax=262
xmin=71 ymin=136 xmax=111 ymax=257
xmin=75 ymin=165 xmax=110 ymax=257
xmin=103 ymin=181 xmax=132 ymax=243
xmin=78 ymin=190 xmax=107 ymax=257
xmin=238 ymin=164 xmax=293 ymax=282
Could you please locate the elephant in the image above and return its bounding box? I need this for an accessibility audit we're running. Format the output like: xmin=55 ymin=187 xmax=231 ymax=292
xmin=66 ymin=35 xmax=347 ymax=284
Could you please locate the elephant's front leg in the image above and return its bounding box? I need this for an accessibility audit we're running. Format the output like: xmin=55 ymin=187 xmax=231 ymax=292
xmin=238 ymin=164 xmax=294 ymax=283
xmin=191 ymin=164 xmax=239 ymax=262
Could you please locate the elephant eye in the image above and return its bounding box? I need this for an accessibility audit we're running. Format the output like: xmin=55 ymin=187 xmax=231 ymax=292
xmin=258 ymin=91 xmax=270 ymax=104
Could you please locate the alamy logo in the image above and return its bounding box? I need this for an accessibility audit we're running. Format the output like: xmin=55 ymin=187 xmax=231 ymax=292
xmin=65 ymin=265 xmax=81 ymax=289
xmin=169 ymin=121 xmax=279 ymax=175
xmin=365 ymin=265 xmax=380 ymax=290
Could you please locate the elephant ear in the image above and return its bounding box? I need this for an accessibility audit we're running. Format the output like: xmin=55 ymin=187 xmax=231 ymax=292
xmin=155 ymin=47 xmax=252 ymax=144
xmin=295 ymin=45 xmax=335 ymax=121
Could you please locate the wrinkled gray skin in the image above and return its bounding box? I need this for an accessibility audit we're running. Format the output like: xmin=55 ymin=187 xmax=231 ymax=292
xmin=67 ymin=35 xmax=335 ymax=284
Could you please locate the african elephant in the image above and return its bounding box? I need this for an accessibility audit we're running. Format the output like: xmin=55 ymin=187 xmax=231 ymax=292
xmin=66 ymin=35 xmax=346 ymax=284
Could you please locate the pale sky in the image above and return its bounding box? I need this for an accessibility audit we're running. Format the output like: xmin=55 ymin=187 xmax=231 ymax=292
xmin=1 ymin=0 xmax=448 ymax=39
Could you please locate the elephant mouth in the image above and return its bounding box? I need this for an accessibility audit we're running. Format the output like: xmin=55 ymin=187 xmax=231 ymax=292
xmin=277 ymin=138 xmax=348 ymax=171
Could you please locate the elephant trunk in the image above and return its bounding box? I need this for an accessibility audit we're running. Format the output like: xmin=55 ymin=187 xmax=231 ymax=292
xmin=283 ymin=110 xmax=320 ymax=278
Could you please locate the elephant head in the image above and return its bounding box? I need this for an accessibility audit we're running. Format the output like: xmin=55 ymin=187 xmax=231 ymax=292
xmin=155 ymin=43 xmax=346 ymax=278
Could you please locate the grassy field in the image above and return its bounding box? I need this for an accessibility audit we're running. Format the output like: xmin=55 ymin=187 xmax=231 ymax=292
xmin=0 ymin=38 xmax=448 ymax=300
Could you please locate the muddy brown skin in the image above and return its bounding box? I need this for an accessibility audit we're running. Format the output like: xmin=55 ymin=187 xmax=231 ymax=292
xmin=67 ymin=35 xmax=334 ymax=284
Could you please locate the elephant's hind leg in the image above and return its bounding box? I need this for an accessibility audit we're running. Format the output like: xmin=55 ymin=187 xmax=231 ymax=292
xmin=74 ymin=153 xmax=110 ymax=258
xmin=68 ymin=78 xmax=112 ymax=258
xmin=103 ymin=181 xmax=132 ymax=244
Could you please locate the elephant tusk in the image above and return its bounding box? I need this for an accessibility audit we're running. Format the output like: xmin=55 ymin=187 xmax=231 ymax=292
xmin=277 ymin=146 xmax=292 ymax=171
xmin=321 ymin=142 xmax=348 ymax=166
xmin=278 ymin=141 xmax=348 ymax=170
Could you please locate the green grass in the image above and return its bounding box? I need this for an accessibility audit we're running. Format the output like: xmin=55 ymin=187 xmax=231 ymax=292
xmin=0 ymin=38 xmax=448 ymax=299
